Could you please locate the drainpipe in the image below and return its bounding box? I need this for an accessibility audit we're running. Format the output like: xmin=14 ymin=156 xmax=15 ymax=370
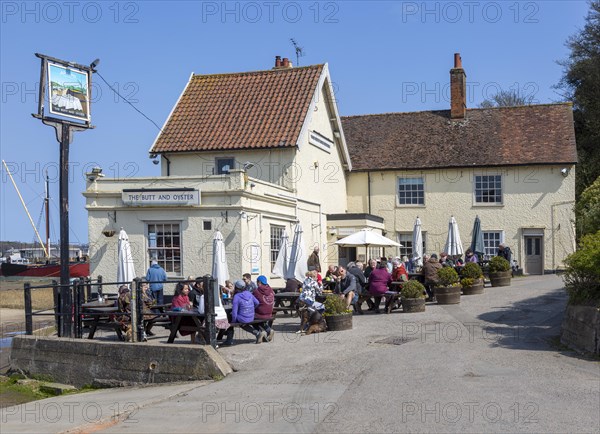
xmin=162 ymin=154 xmax=171 ymax=176
xmin=367 ymin=171 xmax=372 ymax=214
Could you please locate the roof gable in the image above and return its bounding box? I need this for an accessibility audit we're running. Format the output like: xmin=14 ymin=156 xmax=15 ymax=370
xmin=151 ymin=65 xmax=324 ymax=153
xmin=341 ymin=103 xmax=577 ymax=171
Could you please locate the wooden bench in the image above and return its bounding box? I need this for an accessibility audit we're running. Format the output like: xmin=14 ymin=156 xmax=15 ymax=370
xmin=354 ymin=290 xmax=401 ymax=314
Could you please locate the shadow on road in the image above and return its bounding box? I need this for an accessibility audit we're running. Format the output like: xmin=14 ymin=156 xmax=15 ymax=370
xmin=477 ymin=288 xmax=594 ymax=360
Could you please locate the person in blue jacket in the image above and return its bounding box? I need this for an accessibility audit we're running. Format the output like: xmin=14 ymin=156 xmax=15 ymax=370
xmin=146 ymin=260 xmax=167 ymax=304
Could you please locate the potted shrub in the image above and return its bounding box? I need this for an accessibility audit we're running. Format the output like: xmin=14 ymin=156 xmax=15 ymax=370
xmin=323 ymin=295 xmax=353 ymax=331
xmin=460 ymin=262 xmax=485 ymax=295
xmin=401 ymin=280 xmax=427 ymax=312
xmin=434 ymin=267 xmax=461 ymax=304
xmin=488 ymin=256 xmax=512 ymax=287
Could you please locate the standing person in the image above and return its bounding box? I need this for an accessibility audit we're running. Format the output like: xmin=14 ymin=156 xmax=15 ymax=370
xmin=423 ymin=254 xmax=443 ymax=301
xmin=307 ymin=246 xmax=321 ymax=273
xmin=146 ymin=260 xmax=167 ymax=304
xmin=402 ymin=256 xmax=413 ymax=273
xmin=242 ymin=273 xmax=257 ymax=293
xmin=253 ymin=275 xmax=275 ymax=342
xmin=368 ymin=262 xmax=392 ymax=314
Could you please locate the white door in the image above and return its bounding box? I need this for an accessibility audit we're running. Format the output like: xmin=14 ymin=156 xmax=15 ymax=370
xmin=524 ymin=236 xmax=543 ymax=275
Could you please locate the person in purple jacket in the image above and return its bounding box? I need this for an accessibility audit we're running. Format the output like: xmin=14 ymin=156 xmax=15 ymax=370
xmin=223 ymin=280 xmax=262 ymax=345
xmin=368 ymin=262 xmax=393 ymax=314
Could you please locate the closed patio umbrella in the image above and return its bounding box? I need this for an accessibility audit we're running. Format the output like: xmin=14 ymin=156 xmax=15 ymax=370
xmin=272 ymin=228 xmax=290 ymax=279
xmin=470 ymin=215 xmax=485 ymax=257
xmin=211 ymin=231 xmax=229 ymax=288
xmin=287 ymin=224 xmax=308 ymax=282
xmin=117 ymin=228 xmax=136 ymax=286
xmin=444 ymin=216 xmax=464 ymax=256
xmin=412 ymin=217 xmax=423 ymax=267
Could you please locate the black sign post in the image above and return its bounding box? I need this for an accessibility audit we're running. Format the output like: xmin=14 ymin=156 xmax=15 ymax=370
xmin=33 ymin=53 xmax=95 ymax=337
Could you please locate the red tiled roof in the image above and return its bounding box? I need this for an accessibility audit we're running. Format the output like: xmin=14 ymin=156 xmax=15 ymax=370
xmin=151 ymin=65 xmax=324 ymax=153
xmin=341 ymin=103 xmax=577 ymax=171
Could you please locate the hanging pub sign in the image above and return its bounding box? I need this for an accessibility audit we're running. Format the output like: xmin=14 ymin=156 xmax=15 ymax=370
xmin=47 ymin=62 xmax=90 ymax=121
xmin=34 ymin=53 xmax=94 ymax=126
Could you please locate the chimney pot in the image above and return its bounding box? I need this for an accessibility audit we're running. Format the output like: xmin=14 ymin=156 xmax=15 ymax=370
xmin=275 ymin=56 xmax=282 ymax=67
xmin=282 ymin=58 xmax=289 ymax=67
xmin=454 ymin=53 xmax=462 ymax=69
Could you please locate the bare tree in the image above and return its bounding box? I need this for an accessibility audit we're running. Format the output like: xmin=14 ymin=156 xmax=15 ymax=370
xmin=479 ymin=88 xmax=536 ymax=108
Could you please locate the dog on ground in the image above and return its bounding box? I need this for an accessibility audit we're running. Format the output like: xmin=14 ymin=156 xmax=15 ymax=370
xmin=296 ymin=301 xmax=327 ymax=335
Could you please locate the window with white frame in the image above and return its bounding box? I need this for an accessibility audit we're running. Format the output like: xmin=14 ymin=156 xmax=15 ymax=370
xmin=397 ymin=232 xmax=427 ymax=259
xmin=270 ymin=225 xmax=285 ymax=271
xmin=475 ymin=175 xmax=502 ymax=204
xmin=148 ymin=223 xmax=181 ymax=274
xmin=397 ymin=177 xmax=424 ymax=205
xmin=215 ymin=157 xmax=235 ymax=174
xmin=483 ymin=231 xmax=503 ymax=260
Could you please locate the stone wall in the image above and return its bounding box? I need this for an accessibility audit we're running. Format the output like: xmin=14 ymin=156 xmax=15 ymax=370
xmin=560 ymin=305 xmax=600 ymax=355
xmin=10 ymin=336 xmax=233 ymax=388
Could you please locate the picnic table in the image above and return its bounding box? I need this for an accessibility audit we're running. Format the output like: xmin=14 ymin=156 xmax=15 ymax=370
xmin=165 ymin=311 xmax=205 ymax=343
xmin=83 ymin=306 xmax=123 ymax=340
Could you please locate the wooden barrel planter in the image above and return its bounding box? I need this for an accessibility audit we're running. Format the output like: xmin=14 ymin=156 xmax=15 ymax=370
xmin=402 ymin=298 xmax=426 ymax=313
xmin=434 ymin=286 xmax=462 ymax=304
xmin=325 ymin=313 xmax=352 ymax=331
xmin=489 ymin=271 xmax=512 ymax=287
xmin=462 ymin=280 xmax=485 ymax=295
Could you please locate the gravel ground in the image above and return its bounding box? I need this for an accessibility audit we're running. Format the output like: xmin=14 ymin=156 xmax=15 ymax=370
xmin=1 ymin=274 xmax=599 ymax=433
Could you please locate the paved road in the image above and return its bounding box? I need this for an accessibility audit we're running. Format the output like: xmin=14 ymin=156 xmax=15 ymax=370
xmin=2 ymin=275 xmax=599 ymax=433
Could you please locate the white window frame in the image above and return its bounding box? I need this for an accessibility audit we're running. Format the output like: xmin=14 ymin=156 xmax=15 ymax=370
xmin=215 ymin=157 xmax=235 ymax=174
xmin=482 ymin=230 xmax=504 ymax=260
xmin=397 ymin=177 xmax=425 ymax=206
xmin=474 ymin=173 xmax=503 ymax=205
xmin=270 ymin=225 xmax=286 ymax=272
xmin=397 ymin=231 xmax=427 ymax=259
xmin=309 ymin=130 xmax=334 ymax=153
xmin=147 ymin=222 xmax=182 ymax=276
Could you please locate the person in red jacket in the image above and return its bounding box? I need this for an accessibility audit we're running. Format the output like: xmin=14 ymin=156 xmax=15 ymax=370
xmin=253 ymin=275 xmax=275 ymax=342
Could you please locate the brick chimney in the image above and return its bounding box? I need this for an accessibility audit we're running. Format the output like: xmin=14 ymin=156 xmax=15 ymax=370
xmin=450 ymin=53 xmax=466 ymax=119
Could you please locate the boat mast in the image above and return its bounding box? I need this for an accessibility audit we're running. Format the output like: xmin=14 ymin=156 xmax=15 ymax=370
xmin=2 ymin=160 xmax=48 ymax=257
xmin=45 ymin=170 xmax=51 ymax=259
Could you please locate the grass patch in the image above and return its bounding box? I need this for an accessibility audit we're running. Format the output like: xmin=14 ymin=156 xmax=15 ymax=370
xmin=0 ymin=287 xmax=55 ymax=310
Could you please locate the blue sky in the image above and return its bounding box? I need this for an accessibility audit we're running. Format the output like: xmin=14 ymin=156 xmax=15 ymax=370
xmin=0 ymin=0 xmax=591 ymax=244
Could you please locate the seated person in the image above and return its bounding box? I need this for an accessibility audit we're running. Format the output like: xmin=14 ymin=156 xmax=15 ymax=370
xmin=299 ymin=269 xmax=323 ymax=307
xmin=139 ymin=278 xmax=158 ymax=337
xmin=391 ymin=259 xmax=409 ymax=282
xmin=224 ymin=280 xmax=261 ymax=345
xmin=253 ymin=275 xmax=275 ymax=342
xmin=368 ymin=262 xmax=393 ymax=314
xmin=189 ymin=277 xmax=205 ymax=314
xmin=439 ymin=252 xmax=454 ymax=267
xmin=323 ymin=265 xmax=339 ymax=291
xmin=338 ymin=266 xmax=358 ymax=309
xmin=117 ymin=284 xmax=131 ymax=331
xmin=171 ymin=282 xmax=196 ymax=344
xmin=465 ymin=249 xmax=478 ymax=263
xmin=243 ymin=273 xmax=258 ymax=293
xmin=285 ymin=278 xmax=303 ymax=293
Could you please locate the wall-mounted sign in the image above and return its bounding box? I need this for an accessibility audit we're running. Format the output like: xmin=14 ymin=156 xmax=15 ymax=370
xmin=122 ymin=189 xmax=200 ymax=206
xmin=47 ymin=62 xmax=91 ymax=121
